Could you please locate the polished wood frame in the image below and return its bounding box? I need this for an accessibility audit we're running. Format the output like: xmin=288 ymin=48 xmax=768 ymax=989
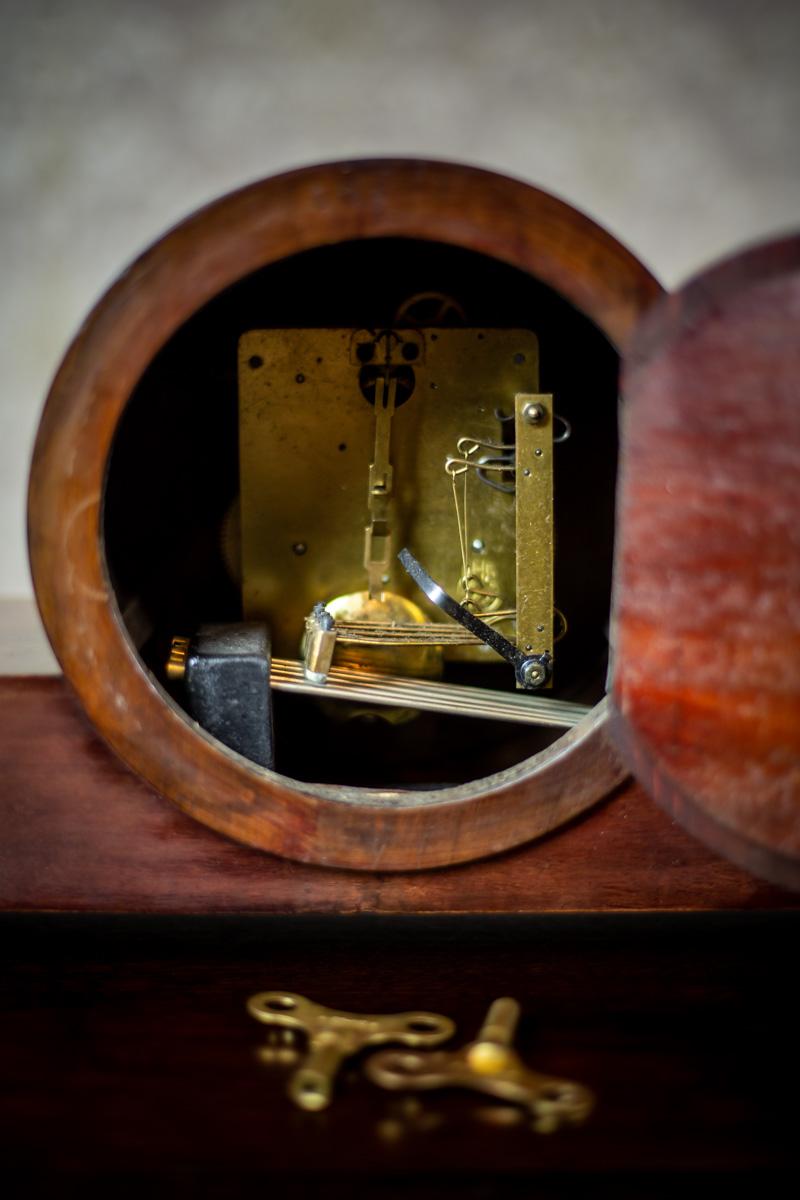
xmin=28 ymin=159 xmax=661 ymax=870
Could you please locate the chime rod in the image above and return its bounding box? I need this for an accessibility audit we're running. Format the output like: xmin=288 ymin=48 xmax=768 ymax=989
xmin=270 ymin=658 xmax=589 ymax=729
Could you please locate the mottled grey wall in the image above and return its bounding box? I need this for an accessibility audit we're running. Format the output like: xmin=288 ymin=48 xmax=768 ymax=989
xmin=2 ymin=0 xmax=799 ymax=595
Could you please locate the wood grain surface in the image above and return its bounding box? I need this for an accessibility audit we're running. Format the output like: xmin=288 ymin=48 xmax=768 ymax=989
xmin=0 ymin=677 xmax=793 ymax=913
xmin=612 ymin=235 xmax=800 ymax=891
xmin=1 ymin=911 xmax=798 ymax=1192
xmin=28 ymin=159 xmax=661 ymax=870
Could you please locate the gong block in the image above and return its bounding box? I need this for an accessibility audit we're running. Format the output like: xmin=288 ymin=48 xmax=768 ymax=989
xmin=612 ymin=236 xmax=800 ymax=891
xmin=28 ymin=159 xmax=659 ymax=872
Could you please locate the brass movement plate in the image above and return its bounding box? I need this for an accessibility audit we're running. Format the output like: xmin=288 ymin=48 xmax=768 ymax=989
xmin=239 ymin=328 xmax=550 ymax=665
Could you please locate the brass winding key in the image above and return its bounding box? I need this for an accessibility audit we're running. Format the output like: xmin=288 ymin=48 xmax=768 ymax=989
xmin=365 ymin=997 xmax=594 ymax=1133
xmin=247 ymin=990 xmax=455 ymax=1111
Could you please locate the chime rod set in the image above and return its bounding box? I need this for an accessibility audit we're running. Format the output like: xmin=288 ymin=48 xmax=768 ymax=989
xmin=272 ymin=656 xmax=588 ymax=729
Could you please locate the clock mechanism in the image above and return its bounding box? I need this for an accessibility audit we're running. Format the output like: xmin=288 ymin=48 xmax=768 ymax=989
xmin=103 ymin=237 xmax=618 ymax=791
xmin=239 ymin=321 xmax=556 ymax=680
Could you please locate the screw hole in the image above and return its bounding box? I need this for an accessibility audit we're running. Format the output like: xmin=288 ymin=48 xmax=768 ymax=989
xmin=407 ymin=1018 xmax=438 ymax=1033
xmin=248 ymin=355 xmax=263 ymax=369
xmin=514 ymin=352 xmax=525 ymax=364
xmin=264 ymin=995 xmax=296 ymax=1011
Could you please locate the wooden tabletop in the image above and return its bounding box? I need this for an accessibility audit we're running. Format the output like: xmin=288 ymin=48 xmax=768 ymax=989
xmin=1 ymin=911 xmax=797 ymax=1192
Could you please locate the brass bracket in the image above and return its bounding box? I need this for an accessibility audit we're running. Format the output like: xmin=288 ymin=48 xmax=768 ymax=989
xmin=515 ymin=393 xmax=554 ymax=681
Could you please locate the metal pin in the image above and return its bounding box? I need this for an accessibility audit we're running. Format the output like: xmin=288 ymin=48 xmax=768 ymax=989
xmin=467 ymin=997 xmax=520 ymax=1075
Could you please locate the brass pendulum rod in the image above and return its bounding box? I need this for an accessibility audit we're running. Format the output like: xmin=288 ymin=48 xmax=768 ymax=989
xmin=364 ymin=374 xmax=397 ymax=598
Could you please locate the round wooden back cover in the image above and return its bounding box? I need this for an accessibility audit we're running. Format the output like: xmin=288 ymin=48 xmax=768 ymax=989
xmin=612 ymin=235 xmax=800 ymax=890
xmin=28 ymin=160 xmax=658 ymax=871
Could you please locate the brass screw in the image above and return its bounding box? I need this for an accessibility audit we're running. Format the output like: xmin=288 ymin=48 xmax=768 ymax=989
xmin=522 ymin=401 xmax=546 ymax=426
xmin=166 ymin=635 xmax=190 ymax=681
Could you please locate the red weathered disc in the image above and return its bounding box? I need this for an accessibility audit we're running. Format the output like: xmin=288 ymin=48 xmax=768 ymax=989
xmin=612 ymin=235 xmax=800 ymax=889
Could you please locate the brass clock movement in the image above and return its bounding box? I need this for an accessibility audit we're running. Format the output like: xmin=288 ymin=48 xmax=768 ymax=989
xmin=136 ymin=237 xmax=619 ymax=798
xmin=220 ymin=321 xmax=562 ymax=719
